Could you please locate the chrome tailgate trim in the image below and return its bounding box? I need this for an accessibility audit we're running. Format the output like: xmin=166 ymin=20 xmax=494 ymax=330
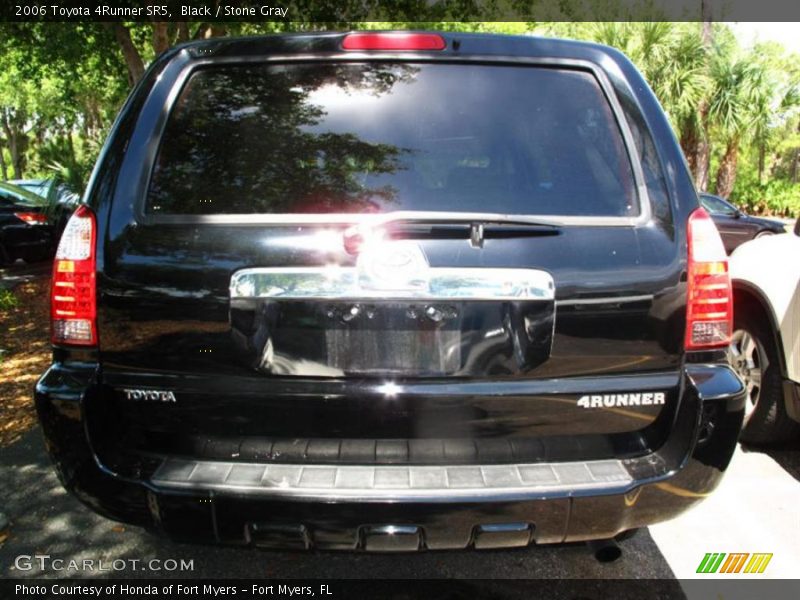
xmin=230 ymin=241 xmax=555 ymax=301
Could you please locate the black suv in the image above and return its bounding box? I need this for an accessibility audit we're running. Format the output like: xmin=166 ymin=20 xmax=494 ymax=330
xmin=36 ymin=32 xmax=746 ymax=552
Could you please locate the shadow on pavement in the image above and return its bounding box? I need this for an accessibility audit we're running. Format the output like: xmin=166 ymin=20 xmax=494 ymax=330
xmin=0 ymin=427 xmax=678 ymax=587
xmin=742 ymin=438 xmax=800 ymax=483
xmin=0 ymin=260 xmax=51 ymax=289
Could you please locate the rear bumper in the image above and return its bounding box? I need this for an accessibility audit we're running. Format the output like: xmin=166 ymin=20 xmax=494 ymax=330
xmin=35 ymin=363 xmax=745 ymax=550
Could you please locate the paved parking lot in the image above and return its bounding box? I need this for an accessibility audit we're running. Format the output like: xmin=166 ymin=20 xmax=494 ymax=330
xmin=0 ymin=427 xmax=797 ymax=584
xmin=0 ymin=261 xmax=50 ymax=290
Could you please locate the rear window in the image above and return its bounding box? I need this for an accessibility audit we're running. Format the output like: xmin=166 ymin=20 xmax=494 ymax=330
xmin=0 ymin=186 xmax=45 ymax=207
xmin=147 ymin=63 xmax=638 ymax=217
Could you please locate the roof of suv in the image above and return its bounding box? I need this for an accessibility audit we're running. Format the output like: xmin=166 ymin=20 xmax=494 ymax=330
xmin=171 ymin=30 xmax=627 ymax=64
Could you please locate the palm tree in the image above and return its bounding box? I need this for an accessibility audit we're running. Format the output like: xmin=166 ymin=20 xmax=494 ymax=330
xmin=708 ymin=54 xmax=760 ymax=198
xmin=749 ymin=49 xmax=800 ymax=183
xmin=586 ymin=23 xmax=712 ymax=186
xmin=749 ymin=64 xmax=778 ymax=185
xmin=646 ymin=26 xmax=710 ymax=179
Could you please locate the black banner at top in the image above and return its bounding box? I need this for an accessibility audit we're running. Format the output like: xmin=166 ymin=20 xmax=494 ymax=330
xmin=3 ymin=0 xmax=800 ymax=23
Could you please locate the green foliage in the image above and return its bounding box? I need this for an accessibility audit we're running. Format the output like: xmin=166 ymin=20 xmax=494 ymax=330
xmin=37 ymin=135 xmax=98 ymax=197
xmin=528 ymin=22 xmax=800 ymax=212
xmin=731 ymin=169 xmax=800 ymax=217
xmin=1 ymin=20 xmax=799 ymax=215
xmin=0 ymin=22 xmax=127 ymax=180
xmin=0 ymin=289 xmax=19 ymax=312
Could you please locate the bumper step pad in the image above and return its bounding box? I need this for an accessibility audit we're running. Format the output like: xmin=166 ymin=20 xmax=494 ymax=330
xmin=151 ymin=457 xmax=632 ymax=501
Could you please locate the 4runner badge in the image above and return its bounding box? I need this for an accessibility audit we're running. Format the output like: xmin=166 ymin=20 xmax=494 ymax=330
xmin=577 ymin=392 xmax=666 ymax=408
xmin=122 ymin=389 xmax=177 ymax=403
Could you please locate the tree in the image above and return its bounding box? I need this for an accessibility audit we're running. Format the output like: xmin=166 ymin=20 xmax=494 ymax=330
xmin=107 ymin=23 xmax=145 ymax=86
xmin=746 ymin=42 xmax=800 ymax=183
xmin=708 ymin=55 xmax=759 ymax=198
xmin=0 ymin=22 xmax=128 ymax=181
xmin=692 ymin=0 xmax=714 ymax=191
xmin=1 ymin=18 xmax=799 ymax=216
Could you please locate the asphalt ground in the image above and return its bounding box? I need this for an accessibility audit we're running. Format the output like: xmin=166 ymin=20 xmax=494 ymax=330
xmin=0 ymin=261 xmax=50 ymax=290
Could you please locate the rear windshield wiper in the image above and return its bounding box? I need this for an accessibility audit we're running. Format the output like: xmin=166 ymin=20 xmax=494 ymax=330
xmin=344 ymin=211 xmax=562 ymax=253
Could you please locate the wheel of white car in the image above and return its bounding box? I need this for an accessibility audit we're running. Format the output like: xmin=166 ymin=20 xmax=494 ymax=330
xmin=729 ymin=311 xmax=799 ymax=444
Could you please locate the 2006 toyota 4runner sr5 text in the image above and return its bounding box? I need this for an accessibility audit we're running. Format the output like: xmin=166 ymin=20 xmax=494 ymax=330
xmin=36 ymin=31 xmax=746 ymax=553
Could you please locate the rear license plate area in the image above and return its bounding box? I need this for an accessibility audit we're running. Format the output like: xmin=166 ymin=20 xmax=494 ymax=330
xmin=307 ymin=302 xmax=460 ymax=375
xmin=230 ymin=299 xmax=554 ymax=377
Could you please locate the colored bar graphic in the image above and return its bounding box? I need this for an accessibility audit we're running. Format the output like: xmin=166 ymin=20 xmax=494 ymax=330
xmin=720 ymin=553 xmax=749 ymax=573
xmin=709 ymin=553 xmax=725 ymax=573
xmin=697 ymin=553 xmax=726 ymax=573
xmin=733 ymin=553 xmax=749 ymax=573
xmin=696 ymin=552 xmax=772 ymax=574
xmin=696 ymin=553 xmax=714 ymax=573
xmin=744 ymin=553 xmax=773 ymax=574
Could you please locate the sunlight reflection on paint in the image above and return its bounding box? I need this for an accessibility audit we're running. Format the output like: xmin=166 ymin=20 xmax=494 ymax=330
xmin=377 ymin=382 xmax=401 ymax=398
xmin=267 ymin=229 xmax=342 ymax=252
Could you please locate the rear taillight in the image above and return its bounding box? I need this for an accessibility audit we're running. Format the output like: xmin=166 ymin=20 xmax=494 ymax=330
xmin=685 ymin=208 xmax=733 ymax=350
xmin=14 ymin=212 xmax=48 ymax=225
xmin=342 ymin=32 xmax=446 ymax=51
xmin=51 ymin=205 xmax=97 ymax=346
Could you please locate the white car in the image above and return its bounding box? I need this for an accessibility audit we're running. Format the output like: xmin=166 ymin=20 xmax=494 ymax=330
xmin=728 ymin=218 xmax=800 ymax=443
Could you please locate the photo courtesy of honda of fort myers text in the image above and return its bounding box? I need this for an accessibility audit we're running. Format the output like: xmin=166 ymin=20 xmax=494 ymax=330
xmin=1 ymin=1 xmax=800 ymax=600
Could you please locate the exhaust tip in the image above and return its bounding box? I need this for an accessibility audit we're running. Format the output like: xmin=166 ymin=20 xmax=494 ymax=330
xmin=587 ymin=538 xmax=622 ymax=563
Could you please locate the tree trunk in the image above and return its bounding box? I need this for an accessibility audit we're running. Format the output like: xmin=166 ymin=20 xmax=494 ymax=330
xmin=0 ymin=140 xmax=8 ymax=181
xmin=67 ymin=133 xmax=77 ymax=166
xmin=681 ymin=0 xmax=714 ymax=192
xmin=694 ymin=5 xmax=714 ymax=192
xmin=758 ymin=143 xmax=766 ymax=184
xmin=677 ymin=6 xmax=714 ymax=190
xmin=695 ymin=107 xmax=711 ymax=192
xmin=208 ymin=24 xmax=228 ymax=38
xmin=715 ymin=137 xmax=740 ymax=199
xmin=701 ymin=1 xmax=713 ymax=43
xmin=152 ymin=22 xmax=170 ymax=55
xmin=793 ymin=121 xmax=800 ymax=184
xmin=9 ymin=134 xmax=26 ymax=179
xmin=679 ymin=112 xmax=712 ymax=191
xmin=176 ymin=22 xmax=190 ymax=43
xmin=194 ymin=22 xmax=228 ymax=40
xmin=34 ymin=123 xmax=45 ymax=148
xmin=680 ymin=119 xmax=699 ymax=177
xmin=193 ymin=3 xmax=228 ymax=39
xmin=107 ymin=23 xmax=145 ymax=86
xmin=1 ymin=110 xmax=27 ymax=179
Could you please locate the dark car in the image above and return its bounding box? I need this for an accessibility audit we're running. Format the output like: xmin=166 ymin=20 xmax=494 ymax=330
xmin=36 ymin=31 xmax=746 ymax=554
xmin=699 ymin=192 xmax=786 ymax=254
xmin=0 ymin=181 xmax=56 ymax=265
xmin=11 ymin=177 xmax=60 ymax=199
xmin=9 ymin=177 xmax=80 ymax=237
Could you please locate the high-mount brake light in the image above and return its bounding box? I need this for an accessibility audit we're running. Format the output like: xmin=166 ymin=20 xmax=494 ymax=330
xmin=341 ymin=32 xmax=447 ymax=51
xmin=51 ymin=205 xmax=97 ymax=346
xmin=685 ymin=208 xmax=733 ymax=350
